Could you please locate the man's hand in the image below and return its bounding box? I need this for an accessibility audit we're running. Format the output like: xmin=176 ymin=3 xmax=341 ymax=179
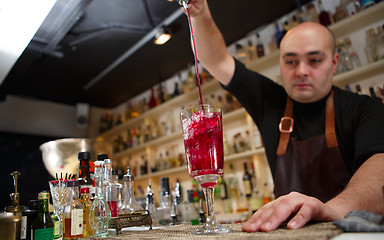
xmin=242 ymin=192 xmax=341 ymax=232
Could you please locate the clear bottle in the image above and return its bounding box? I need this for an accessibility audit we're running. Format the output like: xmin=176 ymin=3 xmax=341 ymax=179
xmin=181 ymin=190 xmax=199 ymax=225
xmin=344 ymin=37 xmax=361 ymax=69
xmin=304 ymin=2 xmax=320 ymax=23
xmin=111 ymin=169 xmax=123 ymax=210
xmin=79 ymin=187 xmax=93 ymax=237
xmin=157 ymin=177 xmax=172 ymax=226
xmin=118 ymin=167 xmax=144 ymax=214
xmin=365 ymin=28 xmax=378 ymax=63
xmin=31 ymin=192 xmax=54 ymax=240
xmin=340 ymin=0 xmax=361 ymax=16
xmin=145 ymin=180 xmax=159 ymax=226
xmin=89 ymin=161 xmax=111 ymax=237
xmin=63 ymin=180 xmax=83 ymax=239
xmin=171 ymin=180 xmax=182 ymax=224
xmin=103 ymin=158 xmax=118 ymax=217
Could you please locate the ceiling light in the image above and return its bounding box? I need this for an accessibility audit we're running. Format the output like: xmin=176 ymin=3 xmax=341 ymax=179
xmin=154 ymin=27 xmax=171 ymax=45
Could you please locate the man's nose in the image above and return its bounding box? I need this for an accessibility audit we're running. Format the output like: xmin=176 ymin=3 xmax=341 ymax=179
xmin=296 ymin=62 xmax=309 ymax=78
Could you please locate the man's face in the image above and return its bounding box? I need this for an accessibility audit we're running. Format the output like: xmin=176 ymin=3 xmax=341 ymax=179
xmin=279 ymin=24 xmax=338 ymax=103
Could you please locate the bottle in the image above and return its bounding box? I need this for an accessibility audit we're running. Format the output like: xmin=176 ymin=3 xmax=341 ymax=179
xmin=198 ymin=198 xmax=206 ymax=224
xmin=340 ymin=0 xmax=361 ymax=16
xmin=318 ymin=0 xmax=332 ymax=26
xmin=31 ymin=192 xmax=54 ymax=240
xmin=181 ymin=190 xmax=199 ymax=225
xmin=369 ymin=87 xmax=382 ymax=100
xmin=21 ymin=199 xmax=38 ymax=240
xmin=333 ymin=6 xmax=348 ymax=23
xmin=274 ymin=22 xmax=284 ymax=49
xmin=246 ymin=40 xmax=257 ymax=61
xmin=157 ymin=177 xmax=172 ymax=226
xmin=171 ymin=180 xmax=182 ymax=223
xmin=145 ymin=180 xmax=159 ymax=226
xmin=242 ymin=162 xmax=253 ymax=198
xmin=365 ymin=28 xmax=378 ymax=63
xmin=255 ymin=33 xmax=265 ymax=58
xmin=79 ymin=187 xmax=93 ymax=237
xmin=305 ymin=2 xmax=320 ymax=23
xmin=111 ymin=169 xmax=123 ymax=210
xmin=77 ymin=151 xmax=92 ymax=188
xmin=360 ymin=0 xmax=375 ymax=9
xmin=51 ymin=210 xmax=61 ymax=240
xmin=103 ymin=158 xmax=118 ymax=217
xmin=63 ymin=180 xmax=83 ymax=239
xmin=89 ymin=161 xmax=111 ymax=237
xmin=118 ymin=167 xmax=144 ymax=214
xmin=149 ymin=87 xmax=157 ymax=109
xmin=376 ymin=25 xmax=384 ymax=61
xmin=355 ymin=84 xmax=363 ymax=95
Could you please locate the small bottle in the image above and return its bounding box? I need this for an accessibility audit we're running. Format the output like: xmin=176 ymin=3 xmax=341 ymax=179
xmin=220 ymin=176 xmax=228 ymax=200
xmin=118 ymin=167 xmax=144 ymax=214
xmin=77 ymin=151 xmax=92 ymax=189
xmin=149 ymin=87 xmax=157 ymax=109
xmin=171 ymin=180 xmax=182 ymax=224
xmin=274 ymin=22 xmax=284 ymax=49
xmin=21 ymin=200 xmax=38 ymax=240
xmin=31 ymin=192 xmax=54 ymax=240
xmin=182 ymin=190 xmax=199 ymax=225
xmin=355 ymin=84 xmax=363 ymax=95
xmin=103 ymin=158 xmax=118 ymax=217
xmin=63 ymin=180 xmax=83 ymax=239
xmin=340 ymin=0 xmax=361 ymax=16
xmin=79 ymin=187 xmax=93 ymax=237
xmin=242 ymin=162 xmax=253 ymax=198
xmin=255 ymin=33 xmax=265 ymax=58
xmin=157 ymin=177 xmax=172 ymax=225
xmin=198 ymin=198 xmax=206 ymax=224
xmin=112 ymin=169 xmax=123 ymax=210
xmin=145 ymin=180 xmax=159 ymax=226
xmin=246 ymin=40 xmax=257 ymax=61
xmin=89 ymin=161 xmax=111 ymax=237
xmin=318 ymin=0 xmax=332 ymax=26
xmin=235 ymin=43 xmax=248 ymax=63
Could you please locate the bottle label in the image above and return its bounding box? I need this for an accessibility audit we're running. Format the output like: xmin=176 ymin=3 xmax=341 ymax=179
xmin=243 ymin=180 xmax=252 ymax=196
xmin=53 ymin=218 xmax=61 ymax=239
xmin=71 ymin=209 xmax=83 ymax=236
xmin=33 ymin=228 xmax=54 ymax=240
xmin=20 ymin=216 xmax=27 ymax=239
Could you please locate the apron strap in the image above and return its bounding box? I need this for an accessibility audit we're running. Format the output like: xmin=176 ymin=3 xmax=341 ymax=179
xmin=276 ymin=90 xmax=337 ymax=156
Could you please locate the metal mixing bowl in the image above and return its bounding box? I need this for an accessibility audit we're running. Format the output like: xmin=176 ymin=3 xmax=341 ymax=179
xmin=40 ymin=138 xmax=112 ymax=178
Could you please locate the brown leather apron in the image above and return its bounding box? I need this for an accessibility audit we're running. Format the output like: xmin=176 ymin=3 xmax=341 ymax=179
xmin=274 ymin=91 xmax=351 ymax=202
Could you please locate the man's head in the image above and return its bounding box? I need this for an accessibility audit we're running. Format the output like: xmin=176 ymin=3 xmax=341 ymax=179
xmin=279 ymin=22 xmax=339 ymax=103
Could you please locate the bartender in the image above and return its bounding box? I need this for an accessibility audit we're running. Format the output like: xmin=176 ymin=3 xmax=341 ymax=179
xmin=170 ymin=0 xmax=384 ymax=232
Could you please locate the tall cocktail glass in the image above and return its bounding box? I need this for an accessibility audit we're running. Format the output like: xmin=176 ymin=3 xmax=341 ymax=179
xmin=180 ymin=104 xmax=231 ymax=235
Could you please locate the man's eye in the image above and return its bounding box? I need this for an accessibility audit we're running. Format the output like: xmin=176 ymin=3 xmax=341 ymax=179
xmin=285 ymin=60 xmax=296 ymax=65
xmin=310 ymin=59 xmax=322 ymax=63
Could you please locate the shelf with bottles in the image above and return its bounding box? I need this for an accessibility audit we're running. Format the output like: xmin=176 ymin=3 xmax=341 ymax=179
xmin=246 ymin=1 xmax=384 ymax=74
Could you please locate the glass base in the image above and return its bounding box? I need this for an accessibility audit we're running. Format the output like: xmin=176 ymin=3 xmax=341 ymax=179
xmin=192 ymin=220 xmax=232 ymax=235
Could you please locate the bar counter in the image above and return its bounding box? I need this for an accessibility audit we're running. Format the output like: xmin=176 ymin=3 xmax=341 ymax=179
xmin=89 ymin=222 xmax=343 ymax=240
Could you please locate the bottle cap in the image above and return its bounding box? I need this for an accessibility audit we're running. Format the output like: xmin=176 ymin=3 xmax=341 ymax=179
xmin=123 ymin=167 xmax=134 ymax=181
xmin=78 ymin=151 xmax=91 ymax=161
xmin=97 ymin=153 xmax=109 ymax=161
xmin=80 ymin=187 xmax=90 ymax=194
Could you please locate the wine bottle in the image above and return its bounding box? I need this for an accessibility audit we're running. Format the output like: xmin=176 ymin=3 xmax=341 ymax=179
xmin=31 ymin=192 xmax=54 ymax=240
xmin=242 ymin=162 xmax=253 ymax=197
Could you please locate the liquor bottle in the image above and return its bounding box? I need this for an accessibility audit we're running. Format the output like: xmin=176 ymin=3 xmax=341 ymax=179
xmin=255 ymin=33 xmax=265 ymax=58
xmin=171 ymin=179 xmax=183 ymax=223
xmin=63 ymin=180 xmax=83 ymax=239
xmin=31 ymin=192 xmax=54 ymax=240
xmin=274 ymin=22 xmax=284 ymax=48
xmin=182 ymin=190 xmax=199 ymax=225
xmin=344 ymin=37 xmax=361 ymax=70
xmin=365 ymin=28 xmax=378 ymax=63
xmin=340 ymin=0 xmax=361 ymax=16
xmin=369 ymin=87 xmax=382 ymax=100
xmin=355 ymin=84 xmax=363 ymax=95
xmin=79 ymin=187 xmax=93 ymax=237
xmin=360 ymin=0 xmax=375 ymax=9
xmin=157 ymin=177 xmax=172 ymax=225
xmin=318 ymin=0 xmax=332 ymax=26
xmin=21 ymin=200 xmax=38 ymax=240
xmin=333 ymin=6 xmax=348 ymax=23
xmin=77 ymin=151 xmax=92 ymax=189
xmin=305 ymin=2 xmax=320 ymax=23
xmin=89 ymin=161 xmax=111 ymax=237
xmin=242 ymin=162 xmax=253 ymax=197
xmin=103 ymin=158 xmax=118 ymax=217
xmin=145 ymin=180 xmax=159 ymax=226
xmin=149 ymin=87 xmax=157 ymax=109
xmin=111 ymin=169 xmax=123 ymax=210
xmin=220 ymin=176 xmax=228 ymax=200
xmin=198 ymin=198 xmax=206 ymax=224
xmin=376 ymin=25 xmax=384 ymax=61
xmin=118 ymin=167 xmax=144 ymax=214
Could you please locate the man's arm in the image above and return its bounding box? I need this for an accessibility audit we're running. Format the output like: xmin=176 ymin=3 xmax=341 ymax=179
xmin=242 ymin=153 xmax=384 ymax=232
xmin=175 ymin=0 xmax=235 ymax=85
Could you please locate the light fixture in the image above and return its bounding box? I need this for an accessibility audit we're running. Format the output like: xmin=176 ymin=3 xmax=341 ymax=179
xmin=154 ymin=26 xmax=172 ymax=45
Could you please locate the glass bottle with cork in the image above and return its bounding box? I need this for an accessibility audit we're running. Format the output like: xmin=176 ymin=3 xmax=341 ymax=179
xmin=31 ymin=192 xmax=54 ymax=240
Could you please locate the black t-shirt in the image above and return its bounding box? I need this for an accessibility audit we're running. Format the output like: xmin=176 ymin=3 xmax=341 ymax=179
xmin=223 ymin=59 xmax=384 ymax=175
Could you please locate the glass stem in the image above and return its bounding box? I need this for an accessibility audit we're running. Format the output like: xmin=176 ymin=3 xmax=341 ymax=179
xmin=203 ymin=187 xmax=217 ymax=224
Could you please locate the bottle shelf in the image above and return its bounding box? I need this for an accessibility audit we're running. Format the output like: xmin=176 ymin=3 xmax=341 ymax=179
xmin=135 ymin=148 xmax=266 ymax=181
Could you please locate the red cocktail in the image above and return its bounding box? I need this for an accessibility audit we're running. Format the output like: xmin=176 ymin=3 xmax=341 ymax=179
xmin=181 ymin=104 xmax=231 ymax=234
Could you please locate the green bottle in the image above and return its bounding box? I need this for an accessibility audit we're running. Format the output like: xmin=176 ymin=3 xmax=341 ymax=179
xmin=31 ymin=192 xmax=54 ymax=240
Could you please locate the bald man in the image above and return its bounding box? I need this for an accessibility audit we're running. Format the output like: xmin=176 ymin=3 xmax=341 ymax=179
xmin=174 ymin=0 xmax=384 ymax=232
